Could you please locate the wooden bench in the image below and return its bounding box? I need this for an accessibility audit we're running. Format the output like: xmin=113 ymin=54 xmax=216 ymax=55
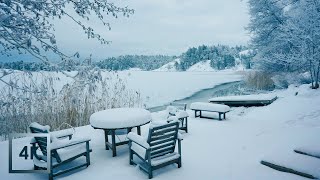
xmin=190 ymin=102 xmax=230 ymax=120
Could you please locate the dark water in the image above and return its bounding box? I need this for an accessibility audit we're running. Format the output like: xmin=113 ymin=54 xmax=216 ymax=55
xmin=147 ymin=81 xmax=266 ymax=112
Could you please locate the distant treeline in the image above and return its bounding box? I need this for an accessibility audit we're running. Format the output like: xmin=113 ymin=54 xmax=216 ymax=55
xmin=0 ymin=45 xmax=254 ymax=71
xmin=96 ymin=55 xmax=176 ymax=71
xmin=0 ymin=61 xmax=51 ymax=71
xmin=177 ymin=45 xmax=254 ymax=71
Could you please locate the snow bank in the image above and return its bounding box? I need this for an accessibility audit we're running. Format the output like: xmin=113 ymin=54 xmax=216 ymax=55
xmin=153 ymin=58 xmax=180 ymax=72
xmin=186 ymin=60 xmax=215 ymax=72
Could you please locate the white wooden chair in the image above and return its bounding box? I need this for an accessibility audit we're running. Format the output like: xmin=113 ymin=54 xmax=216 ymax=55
xmin=128 ymin=121 xmax=183 ymax=179
xmin=29 ymin=122 xmax=92 ymax=180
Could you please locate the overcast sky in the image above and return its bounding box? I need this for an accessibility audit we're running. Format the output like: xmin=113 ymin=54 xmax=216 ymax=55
xmin=2 ymin=0 xmax=250 ymax=61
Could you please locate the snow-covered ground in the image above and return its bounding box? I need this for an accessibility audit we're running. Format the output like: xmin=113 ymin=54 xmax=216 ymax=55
xmin=1 ymin=84 xmax=320 ymax=180
xmin=153 ymin=58 xmax=180 ymax=72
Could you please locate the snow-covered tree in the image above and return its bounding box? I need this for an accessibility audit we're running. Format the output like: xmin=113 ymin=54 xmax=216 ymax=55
xmin=0 ymin=0 xmax=133 ymax=65
xmin=248 ymin=0 xmax=320 ymax=89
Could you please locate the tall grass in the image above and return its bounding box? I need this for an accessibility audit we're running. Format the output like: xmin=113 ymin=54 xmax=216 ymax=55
xmin=0 ymin=70 xmax=142 ymax=140
xmin=245 ymin=71 xmax=275 ymax=90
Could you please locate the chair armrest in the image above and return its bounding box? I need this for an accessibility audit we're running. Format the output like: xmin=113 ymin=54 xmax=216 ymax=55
xmin=50 ymin=129 xmax=74 ymax=139
xmin=51 ymin=137 xmax=91 ymax=150
xmin=127 ymin=132 xmax=150 ymax=149
xmin=178 ymin=132 xmax=183 ymax=141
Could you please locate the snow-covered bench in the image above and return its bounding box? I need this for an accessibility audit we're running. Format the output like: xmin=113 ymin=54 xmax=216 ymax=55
xmin=190 ymin=102 xmax=230 ymax=120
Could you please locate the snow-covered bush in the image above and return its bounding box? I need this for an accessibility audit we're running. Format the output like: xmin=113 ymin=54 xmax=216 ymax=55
xmin=0 ymin=70 xmax=142 ymax=140
xmin=272 ymin=72 xmax=312 ymax=89
xmin=245 ymin=71 xmax=275 ymax=90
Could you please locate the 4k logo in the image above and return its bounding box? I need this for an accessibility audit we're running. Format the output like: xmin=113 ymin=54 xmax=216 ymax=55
xmin=19 ymin=145 xmax=38 ymax=160
xmin=9 ymin=133 xmax=51 ymax=174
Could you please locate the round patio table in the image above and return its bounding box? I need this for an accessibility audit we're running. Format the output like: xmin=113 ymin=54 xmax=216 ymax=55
xmin=90 ymin=108 xmax=151 ymax=157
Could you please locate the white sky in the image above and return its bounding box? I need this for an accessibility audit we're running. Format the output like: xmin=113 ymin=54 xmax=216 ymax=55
xmin=1 ymin=0 xmax=250 ymax=62
xmin=52 ymin=0 xmax=250 ymax=60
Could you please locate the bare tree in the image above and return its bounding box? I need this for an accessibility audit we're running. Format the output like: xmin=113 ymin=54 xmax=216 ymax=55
xmin=0 ymin=0 xmax=133 ymax=63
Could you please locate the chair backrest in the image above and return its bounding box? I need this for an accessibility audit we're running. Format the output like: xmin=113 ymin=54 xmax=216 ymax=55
xmin=169 ymin=102 xmax=187 ymax=111
xmin=29 ymin=122 xmax=50 ymax=156
xmin=147 ymin=121 xmax=179 ymax=159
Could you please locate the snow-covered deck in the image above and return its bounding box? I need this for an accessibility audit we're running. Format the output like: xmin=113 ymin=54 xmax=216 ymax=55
xmin=1 ymin=84 xmax=320 ymax=180
xmin=209 ymin=94 xmax=278 ymax=107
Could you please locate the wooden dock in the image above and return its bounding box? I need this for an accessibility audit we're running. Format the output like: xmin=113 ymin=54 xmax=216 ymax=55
xmin=209 ymin=94 xmax=277 ymax=107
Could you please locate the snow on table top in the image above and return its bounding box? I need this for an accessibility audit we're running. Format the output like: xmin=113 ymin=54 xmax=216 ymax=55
xmin=209 ymin=94 xmax=277 ymax=102
xmin=90 ymin=108 xmax=151 ymax=129
xmin=261 ymin=152 xmax=320 ymax=178
xmin=190 ymin=102 xmax=230 ymax=112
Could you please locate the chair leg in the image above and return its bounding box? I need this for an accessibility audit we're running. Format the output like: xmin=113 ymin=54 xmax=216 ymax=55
xmin=148 ymin=169 xmax=153 ymax=179
xmin=49 ymin=157 xmax=53 ymax=180
xmin=129 ymin=150 xmax=133 ymax=165
xmin=178 ymin=158 xmax=182 ymax=168
xmin=49 ymin=173 xmax=53 ymax=180
xmin=86 ymin=142 xmax=90 ymax=166
xmin=185 ymin=117 xmax=188 ymax=133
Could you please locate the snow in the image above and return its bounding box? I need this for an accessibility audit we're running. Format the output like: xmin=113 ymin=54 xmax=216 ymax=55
xmin=166 ymin=106 xmax=178 ymax=115
xmin=175 ymin=111 xmax=189 ymax=119
xmin=190 ymin=102 xmax=231 ymax=112
xmin=29 ymin=122 xmax=50 ymax=132
xmin=153 ymin=58 xmax=180 ymax=72
xmin=295 ymin=145 xmax=320 ymax=158
xmin=90 ymin=108 xmax=152 ymax=129
xmin=186 ymin=60 xmax=215 ymax=72
xmin=128 ymin=68 xmax=142 ymax=71
xmin=56 ymin=141 xmax=88 ymax=161
xmin=239 ymin=49 xmax=251 ymax=56
xmin=209 ymin=94 xmax=277 ymax=102
xmin=151 ymin=152 xmax=180 ymax=166
xmin=120 ymin=70 xmax=243 ymax=108
xmin=50 ymin=129 xmax=74 ymax=139
xmin=127 ymin=132 xmax=150 ymax=149
xmin=261 ymin=152 xmax=320 ymax=178
xmin=2 ymin=83 xmax=320 ymax=180
xmin=0 ymin=70 xmax=243 ymax=109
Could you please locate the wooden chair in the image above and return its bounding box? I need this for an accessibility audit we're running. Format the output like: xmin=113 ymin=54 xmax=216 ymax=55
xmin=128 ymin=121 xmax=182 ymax=179
xmin=29 ymin=122 xmax=92 ymax=180
xmin=166 ymin=103 xmax=189 ymax=133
